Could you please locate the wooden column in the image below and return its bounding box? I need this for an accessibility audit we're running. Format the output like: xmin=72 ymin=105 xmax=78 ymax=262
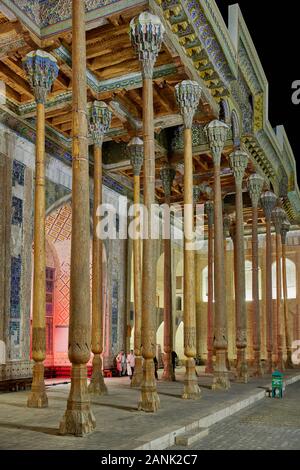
xmin=22 ymin=49 xmax=59 ymax=408
xmin=248 ymin=173 xmax=264 ymax=376
xmin=281 ymin=219 xmax=293 ymax=368
xmin=130 ymin=12 xmax=164 ymax=412
xmin=175 ymin=80 xmax=202 ymax=399
xmin=272 ymin=207 xmax=286 ymax=371
xmin=205 ymin=200 xmax=214 ymax=374
xmin=128 ymin=137 xmax=144 ymax=388
xmin=223 ymin=212 xmax=231 ymax=371
xmin=260 ymin=191 xmax=277 ymax=373
xmin=88 ymin=101 xmax=111 ymax=395
xmin=160 ymin=166 xmax=176 ymax=381
xmin=206 ymin=120 xmax=230 ymax=390
xmin=59 ymin=0 xmax=96 ymax=436
xmin=229 ymin=150 xmax=249 ymax=383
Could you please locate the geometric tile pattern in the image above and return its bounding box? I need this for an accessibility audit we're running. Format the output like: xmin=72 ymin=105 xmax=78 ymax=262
xmin=111 ymin=280 xmax=118 ymax=349
xmin=11 ymin=196 xmax=23 ymax=226
xmin=12 ymin=160 xmax=25 ymax=187
xmin=45 ymin=204 xmax=72 ymax=243
xmin=10 ymin=255 xmax=22 ymax=319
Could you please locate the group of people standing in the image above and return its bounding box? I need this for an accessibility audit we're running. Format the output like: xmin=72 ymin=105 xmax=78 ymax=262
xmin=116 ymin=350 xmax=135 ymax=379
xmin=115 ymin=350 xmax=178 ymax=380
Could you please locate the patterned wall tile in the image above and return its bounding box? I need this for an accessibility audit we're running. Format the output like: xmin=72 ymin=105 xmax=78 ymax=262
xmin=12 ymin=160 xmax=25 ymax=187
xmin=10 ymin=255 xmax=22 ymax=320
xmin=11 ymin=196 xmax=23 ymax=226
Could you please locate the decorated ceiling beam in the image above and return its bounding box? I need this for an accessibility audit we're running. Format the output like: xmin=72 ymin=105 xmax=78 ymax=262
xmin=0 ymin=0 xmax=147 ymax=38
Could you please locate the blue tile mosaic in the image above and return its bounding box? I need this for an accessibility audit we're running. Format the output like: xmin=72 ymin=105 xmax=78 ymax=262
xmin=112 ymin=280 xmax=118 ymax=347
xmin=10 ymin=256 xmax=22 ymax=319
xmin=12 ymin=160 xmax=25 ymax=187
xmin=11 ymin=196 xmax=23 ymax=226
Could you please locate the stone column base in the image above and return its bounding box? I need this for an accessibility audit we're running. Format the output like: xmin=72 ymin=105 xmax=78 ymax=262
xmin=88 ymin=354 xmax=108 ymax=396
xmin=162 ymin=353 xmax=175 ymax=381
xmin=131 ymin=356 xmax=143 ymax=388
xmin=236 ymin=348 xmax=249 ymax=383
xmin=60 ymin=364 xmax=96 ymax=437
xmin=182 ymin=358 xmax=201 ymax=399
xmin=212 ymin=350 xmax=230 ymax=390
xmin=138 ymin=358 xmax=160 ymax=412
xmin=205 ymin=351 xmax=214 ymax=374
xmin=251 ymin=351 xmax=264 ymax=377
xmin=27 ymin=362 xmax=48 ymax=408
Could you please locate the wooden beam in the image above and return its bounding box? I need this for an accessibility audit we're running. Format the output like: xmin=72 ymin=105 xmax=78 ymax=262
xmin=0 ymin=61 xmax=32 ymax=98
xmin=86 ymin=34 xmax=130 ymax=59
xmin=90 ymin=48 xmax=134 ymax=71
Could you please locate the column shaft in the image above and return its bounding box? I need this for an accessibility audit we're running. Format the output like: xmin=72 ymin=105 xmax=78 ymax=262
xmin=276 ymin=233 xmax=284 ymax=370
xmin=27 ymin=102 xmax=48 ymax=408
xmin=131 ymin=173 xmax=143 ymax=387
xmin=212 ymin=163 xmax=230 ymax=389
xmin=265 ymin=219 xmax=273 ymax=373
xmin=282 ymin=243 xmax=293 ymax=367
xmin=182 ymin=128 xmax=200 ymax=399
xmin=235 ymin=185 xmax=248 ymax=382
xmin=88 ymin=144 xmax=107 ymax=395
xmin=205 ymin=221 xmax=214 ymax=373
xmin=59 ymin=0 xmax=95 ymax=436
xmin=139 ymin=77 xmax=160 ymax=411
xmin=162 ymin=194 xmax=175 ymax=381
xmin=251 ymin=206 xmax=263 ymax=376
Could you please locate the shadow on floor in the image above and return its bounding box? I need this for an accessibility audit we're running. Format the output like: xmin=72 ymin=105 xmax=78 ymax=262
xmin=90 ymin=401 xmax=138 ymax=412
xmin=0 ymin=421 xmax=59 ymax=436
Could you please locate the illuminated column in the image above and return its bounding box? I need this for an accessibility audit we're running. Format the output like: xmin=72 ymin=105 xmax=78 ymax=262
xmin=229 ymin=150 xmax=249 ymax=383
xmin=128 ymin=137 xmax=144 ymax=387
xmin=248 ymin=173 xmax=264 ymax=376
xmin=223 ymin=212 xmax=231 ymax=371
xmin=175 ymin=80 xmax=202 ymax=399
xmin=59 ymin=0 xmax=96 ymax=436
xmin=193 ymin=185 xmax=201 ymax=360
xmin=88 ymin=101 xmax=111 ymax=395
xmin=205 ymin=120 xmax=230 ymax=390
xmin=272 ymin=206 xmax=286 ymax=371
xmin=23 ymin=50 xmax=59 ymax=408
xmin=130 ymin=12 xmax=164 ymax=411
xmin=281 ymin=218 xmax=293 ymax=368
xmin=160 ymin=165 xmax=176 ymax=381
xmin=205 ymin=200 xmax=214 ymax=374
xmin=260 ymin=190 xmax=277 ymax=373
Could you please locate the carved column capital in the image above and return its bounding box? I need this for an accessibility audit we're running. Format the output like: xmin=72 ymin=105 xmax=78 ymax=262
xmin=272 ymin=207 xmax=286 ymax=235
xmin=130 ymin=12 xmax=165 ymax=79
xmin=127 ymin=137 xmax=144 ymax=176
xmin=205 ymin=200 xmax=214 ymax=227
xmin=229 ymin=150 xmax=249 ymax=187
xmin=281 ymin=218 xmax=290 ymax=245
xmin=260 ymin=191 xmax=277 ymax=221
xmin=23 ymin=49 xmax=59 ymax=104
xmin=205 ymin=119 xmax=229 ymax=166
xmin=248 ymin=173 xmax=265 ymax=208
xmin=175 ymin=80 xmax=202 ymax=129
xmin=160 ymin=165 xmax=176 ymax=197
xmin=88 ymin=101 xmax=112 ymax=147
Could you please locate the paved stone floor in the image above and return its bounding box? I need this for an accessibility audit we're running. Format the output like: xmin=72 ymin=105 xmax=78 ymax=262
xmin=0 ymin=367 xmax=299 ymax=450
xmin=170 ymin=380 xmax=300 ymax=450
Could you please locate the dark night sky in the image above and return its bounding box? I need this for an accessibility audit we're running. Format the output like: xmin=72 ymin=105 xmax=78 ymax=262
xmin=215 ymin=1 xmax=300 ymax=177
